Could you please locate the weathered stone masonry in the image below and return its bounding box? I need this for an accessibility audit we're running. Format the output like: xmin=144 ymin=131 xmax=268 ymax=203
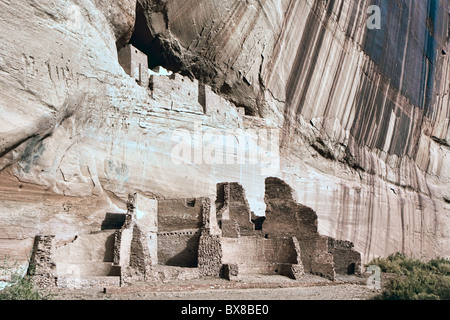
xmin=28 ymin=178 xmax=361 ymax=287
xmin=263 ymin=177 xmax=361 ymax=280
xmin=29 ymin=235 xmax=57 ymax=288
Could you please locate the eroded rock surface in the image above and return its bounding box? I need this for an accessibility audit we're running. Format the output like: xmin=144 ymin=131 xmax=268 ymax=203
xmin=0 ymin=0 xmax=449 ymax=270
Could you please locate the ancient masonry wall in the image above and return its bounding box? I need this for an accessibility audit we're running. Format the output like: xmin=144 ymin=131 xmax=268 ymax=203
xmin=27 ymin=180 xmax=361 ymax=287
xmin=221 ymin=236 xmax=304 ymax=279
xmin=262 ymin=177 xmax=362 ymax=280
xmin=216 ymin=182 xmax=255 ymax=237
xmin=114 ymin=193 xmax=158 ymax=283
xmin=29 ymin=235 xmax=57 ymax=288
xmin=198 ymin=197 xmax=223 ymax=277
xmin=157 ymin=229 xmax=200 ymax=267
xmin=118 ymin=44 xmax=149 ymax=87
xmin=328 ymin=238 xmax=362 ymax=275
xmin=157 ymin=198 xmax=204 ymax=267
xmin=198 ymin=233 xmax=222 ymax=277
xmin=157 ymin=198 xmax=203 ymax=231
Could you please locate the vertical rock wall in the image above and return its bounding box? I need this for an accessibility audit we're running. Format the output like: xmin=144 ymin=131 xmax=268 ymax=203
xmin=0 ymin=0 xmax=448 ymax=268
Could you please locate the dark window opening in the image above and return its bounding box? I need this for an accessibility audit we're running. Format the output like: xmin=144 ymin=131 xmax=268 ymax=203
xmin=138 ymin=62 xmax=142 ymax=84
xmin=347 ymin=263 xmax=356 ymax=275
xmin=186 ymin=199 xmax=196 ymax=207
xmin=251 ymin=216 xmax=266 ymax=231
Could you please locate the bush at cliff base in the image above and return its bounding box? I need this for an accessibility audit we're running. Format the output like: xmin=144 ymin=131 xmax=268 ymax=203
xmin=369 ymin=253 xmax=450 ymax=300
xmin=0 ymin=257 xmax=53 ymax=300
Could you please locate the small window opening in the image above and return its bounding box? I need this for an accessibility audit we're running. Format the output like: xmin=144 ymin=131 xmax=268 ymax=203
xmin=347 ymin=263 xmax=356 ymax=275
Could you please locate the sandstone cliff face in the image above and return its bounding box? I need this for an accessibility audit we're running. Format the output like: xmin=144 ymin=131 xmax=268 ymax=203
xmin=0 ymin=0 xmax=449 ymax=266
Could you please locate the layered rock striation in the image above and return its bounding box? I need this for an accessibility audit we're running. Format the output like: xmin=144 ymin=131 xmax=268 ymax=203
xmin=0 ymin=0 xmax=448 ymax=270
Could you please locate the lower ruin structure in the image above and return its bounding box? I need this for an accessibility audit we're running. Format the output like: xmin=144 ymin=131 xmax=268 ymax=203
xmin=28 ymin=178 xmax=361 ymax=288
xmin=1 ymin=0 xmax=448 ymax=293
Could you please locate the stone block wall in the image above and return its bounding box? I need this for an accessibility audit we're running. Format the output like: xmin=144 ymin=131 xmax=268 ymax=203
xmin=198 ymin=232 xmax=222 ymax=277
xmin=157 ymin=229 xmax=200 ymax=267
xmin=114 ymin=193 xmax=158 ymax=282
xmin=216 ymin=182 xmax=255 ymax=236
xmin=155 ymin=197 xmax=206 ymax=268
xmin=158 ymin=198 xmax=203 ymax=232
xmin=118 ymin=44 xmax=149 ymax=87
xmin=128 ymin=225 xmax=152 ymax=274
xmin=29 ymin=235 xmax=57 ymax=288
xmin=151 ymin=73 xmax=204 ymax=114
xmin=222 ymin=263 xmax=239 ymax=280
xmin=113 ymin=228 xmax=132 ymax=266
xmin=220 ymin=219 xmax=240 ymax=238
xmin=221 ymin=235 xmax=303 ymax=279
xmin=222 ymin=232 xmax=304 ymax=279
xmin=203 ymin=85 xmax=244 ymax=129
xmin=263 ymin=177 xmax=318 ymax=238
xmin=328 ymin=238 xmax=362 ymax=275
xmin=221 ymin=237 xmax=298 ymax=265
xmin=262 ymin=177 xmax=362 ymax=280
xmin=309 ymin=236 xmax=336 ymax=280
xmin=198 ymin=197 xmax=223 ymax=277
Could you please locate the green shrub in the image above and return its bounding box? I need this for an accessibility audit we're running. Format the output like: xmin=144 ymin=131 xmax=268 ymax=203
xmin=0 ymin=256 xmax=53 ymax=300
xmin=368 ymin=253 xmax=450 ymax=300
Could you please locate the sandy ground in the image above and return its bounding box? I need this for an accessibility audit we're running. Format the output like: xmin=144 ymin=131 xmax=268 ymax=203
xmin=49 ymin=274 xmax=380 ymax=300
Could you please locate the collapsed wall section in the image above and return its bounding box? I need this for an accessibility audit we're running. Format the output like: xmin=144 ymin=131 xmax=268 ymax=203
xmin=328 ymin=238 xmax=362 ymax=275
xmin=114 ymin=193 xmax=158 ymax=283
xmin=216 ymin=182 xmax=255 ymax=237
xmin=263 ymin=177 xmax=362 ymax=280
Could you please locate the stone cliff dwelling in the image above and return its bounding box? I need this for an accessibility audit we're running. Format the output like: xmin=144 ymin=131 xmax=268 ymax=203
xmin=118 ymin=41 xmax=246 ymax=123
xmin=1 ymin=0 xmax=448 ymax=297
xmin=29 ymin=178 xmax=361 ymax=288
xmin=118 ymin=44 xmax=149 ymax=87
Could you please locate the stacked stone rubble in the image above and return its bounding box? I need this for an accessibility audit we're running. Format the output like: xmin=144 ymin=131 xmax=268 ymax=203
xmin=29 ymin=235 xmax=57 ymax=288
xmin=198 ymin=197 xmax=223 ymax=277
